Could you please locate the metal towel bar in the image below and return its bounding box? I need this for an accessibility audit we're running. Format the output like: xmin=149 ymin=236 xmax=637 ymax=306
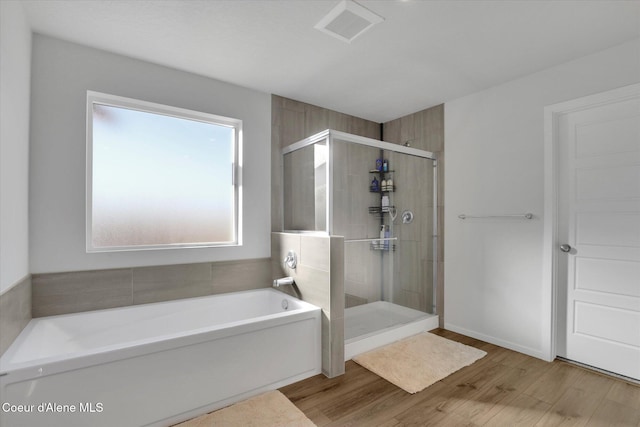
xmin=345 ymin=237 xmax=398 ymax=243
xmin=458 ymin=213 xmax=533 ymax=220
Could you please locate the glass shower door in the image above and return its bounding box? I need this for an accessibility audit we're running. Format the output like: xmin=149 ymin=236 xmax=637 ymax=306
xmin=333 ymin=139 xmax=437 ymax=342
xmin=280 ymin=129 xmax=438 ymax=353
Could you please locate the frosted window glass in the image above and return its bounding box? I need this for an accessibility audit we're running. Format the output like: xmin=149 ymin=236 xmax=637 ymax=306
xmin=88 ymin=96 xmax=240 ymax=251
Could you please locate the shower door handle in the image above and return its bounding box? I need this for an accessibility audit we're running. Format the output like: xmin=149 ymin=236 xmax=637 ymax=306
xmin=560 ymin=244 xmax=572 ymax=253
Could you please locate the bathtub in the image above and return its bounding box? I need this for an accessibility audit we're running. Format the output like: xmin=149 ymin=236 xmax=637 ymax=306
xmin=0 ymin=288 xmax=321 ymax=427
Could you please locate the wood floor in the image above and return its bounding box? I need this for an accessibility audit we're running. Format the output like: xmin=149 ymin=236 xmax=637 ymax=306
xmin=280 ymin=329 xmax=640 ymax=426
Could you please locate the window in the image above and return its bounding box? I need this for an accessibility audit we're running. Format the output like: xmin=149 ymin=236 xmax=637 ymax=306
xmin=86 ymin=91 xmax=242 ymax=252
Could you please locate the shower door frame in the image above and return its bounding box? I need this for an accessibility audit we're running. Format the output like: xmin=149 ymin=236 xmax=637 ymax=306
xmin=282 ymin=129 xmax=439 ymax=313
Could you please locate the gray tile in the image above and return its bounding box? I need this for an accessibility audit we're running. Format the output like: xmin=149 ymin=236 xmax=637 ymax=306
xmin=422 ymin=104 xmax=445 ymax=153
xmin=329 ymin=314 xmax=345 ymax=377
xmin=271 ymin=124 xmax=283 ymax=232
xmin=211 ymin=258 xmax=271 ymax=294
xmin=383 ymin=117 xmax=401 ymax=144
xmin=289 ymin=264 xmax=331 ymax=312
xmin=0 ymin=275 xmax=31 ymax=356
xmin=345 ymin=293 xmax=368 ymax=308
xmin=326 ymin=110 xmax=346 ymax=133
xmin=300 ymin=234 xmax=331 ymax=272
xmin=132 ymin=263 xmax=211 ymax=305
xmin=272 ymin=232 xmax=301 ymax=278
xmin=305 ymin=103 xmax=329 ymax=136
xmin=321 ymin=312 xmax=331 ymax=377
xmin=281 ymin=108 xmax=306 ymax=146
xmin=330 ymin=235 xmax=345 ymax=315
xmin=33 ymin=269 xmax=132 ymax=317
xmin=437 ymin=151 xmax=445 ymax=207
xmin=438 ymin=261 xmax=445 ymax=327
xmin=280 ymin=96 xmax=306 ymax=113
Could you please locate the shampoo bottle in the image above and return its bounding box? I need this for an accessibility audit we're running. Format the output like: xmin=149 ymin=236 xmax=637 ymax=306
xmin=384 ymin=225 xmax=390 ymax=250
xmin=381 ymin=195 xmax=389 ymax=212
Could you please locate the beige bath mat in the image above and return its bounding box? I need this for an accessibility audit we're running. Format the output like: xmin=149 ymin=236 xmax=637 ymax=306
xmin=353 ymin=332 xmax=487 ymax=394
xmin=175 ymin=390 xmax=315 ymax=427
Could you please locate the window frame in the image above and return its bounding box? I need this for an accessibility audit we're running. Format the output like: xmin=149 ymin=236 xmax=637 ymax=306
xmin=85 ymin=90 xmax=243 ymax=252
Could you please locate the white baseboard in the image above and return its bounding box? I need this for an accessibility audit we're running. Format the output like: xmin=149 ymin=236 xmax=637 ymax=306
xmin=444 ymin=323 xmax=550 ymax=361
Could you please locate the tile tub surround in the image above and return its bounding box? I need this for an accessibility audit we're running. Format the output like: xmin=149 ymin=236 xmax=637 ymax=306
xmin=0 ymin=275 xmax=31 ymax=356
xmin=272 ymin=232 xmax=345 ymax=378
xmin=31 ymin=258 xmax=272 ymax=317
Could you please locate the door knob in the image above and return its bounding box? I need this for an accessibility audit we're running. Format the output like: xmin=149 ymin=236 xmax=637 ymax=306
xmin=560 ymin=244 xmax=572 ymax=253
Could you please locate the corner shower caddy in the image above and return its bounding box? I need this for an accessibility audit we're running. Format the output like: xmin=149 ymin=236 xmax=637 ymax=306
xmin=369 ymin=168 xmax=396 ymax=251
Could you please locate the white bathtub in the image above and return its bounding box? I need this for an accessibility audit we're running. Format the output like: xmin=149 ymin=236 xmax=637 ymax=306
xmin=0 ymin=288 xmax=321 ymax=427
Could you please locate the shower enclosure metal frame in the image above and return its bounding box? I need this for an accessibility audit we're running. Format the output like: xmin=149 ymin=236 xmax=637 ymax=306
xmin=281 ymin=129 xmax=439 ymax=316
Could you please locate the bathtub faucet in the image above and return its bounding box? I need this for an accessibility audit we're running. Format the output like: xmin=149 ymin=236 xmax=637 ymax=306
xmin=272 ymin=277 xmax=302 ymax=300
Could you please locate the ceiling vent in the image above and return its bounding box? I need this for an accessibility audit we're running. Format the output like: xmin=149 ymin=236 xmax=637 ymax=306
xmin=315 ymin=0 xmax=384 ymax=43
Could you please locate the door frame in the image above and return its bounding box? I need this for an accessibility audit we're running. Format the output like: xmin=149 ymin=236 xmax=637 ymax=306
xmin=543 ymin=83 xmax=640 ymax=363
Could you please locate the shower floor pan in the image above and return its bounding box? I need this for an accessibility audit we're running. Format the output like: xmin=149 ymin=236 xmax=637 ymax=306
xmin=344 ymin=301 xmax=439 ymax=361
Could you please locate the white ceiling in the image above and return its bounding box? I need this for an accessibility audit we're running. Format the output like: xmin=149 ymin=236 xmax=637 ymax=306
xmin=21 ymin=0 xmax=640 ymax=123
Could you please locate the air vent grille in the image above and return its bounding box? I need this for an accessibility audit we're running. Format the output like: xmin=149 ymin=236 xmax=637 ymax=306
xmin=315 ymin=0 xmax=384 ymax=43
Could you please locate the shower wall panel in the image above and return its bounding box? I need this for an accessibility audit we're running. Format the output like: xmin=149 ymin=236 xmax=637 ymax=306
xmin=283 ymin=147 xmax=316 ymax=230
xmin=333 ymin=141 xmax=385 ymax=306
xmin=271 ymin=95 xmax=380 ymax=232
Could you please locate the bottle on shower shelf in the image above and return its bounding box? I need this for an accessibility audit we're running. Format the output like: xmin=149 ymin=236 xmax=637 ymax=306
xmin=371 ymin=176 xmax=379 ymax=192
xmin=384 ymin=225 xmax=390 ymax=250
xmin=381 ymin=195 xmax=390 ymax=212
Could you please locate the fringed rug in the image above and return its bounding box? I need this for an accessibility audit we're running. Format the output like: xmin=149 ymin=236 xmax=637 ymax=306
xmin=353 ymin=332 xmax=487 ymax=394
xmin=175 ymin=390 xmax=315 ymax=427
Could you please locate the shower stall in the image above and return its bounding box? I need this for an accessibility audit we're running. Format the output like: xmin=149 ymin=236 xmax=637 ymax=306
xmin=282 ymin=130 xmax=438 ymax=360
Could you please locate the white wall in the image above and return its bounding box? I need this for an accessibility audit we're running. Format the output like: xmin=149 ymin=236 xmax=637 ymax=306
xmin=444 ymin=39 xmax=640 ymax=360
xmin=30 ymin=35 xmax=271 ymax=273
xmin=0 ymin=2 xmax=31 ymax=293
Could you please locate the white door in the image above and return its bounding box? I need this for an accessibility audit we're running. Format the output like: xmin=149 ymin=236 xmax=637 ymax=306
xmin=556 ymin=85 xmax=640 ymax=380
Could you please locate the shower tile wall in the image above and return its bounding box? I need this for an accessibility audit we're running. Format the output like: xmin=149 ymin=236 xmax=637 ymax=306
xmin=272 ymin=95 xmax=381 ymax=308
xmin=271 ymin=95 xmax=380 ymax=232
xmin=332 ymin=141 xmax=386 ymax=306
xmin=271 ymin=96 xmax=444 ymax=323
xmin=384 ymin=104 xmax=445 ymax=324
xmin=283 ymin=147 xmax=316 ymax=230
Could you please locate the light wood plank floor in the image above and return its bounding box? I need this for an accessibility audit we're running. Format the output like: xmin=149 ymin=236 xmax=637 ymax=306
xmin=280 ymin=329 xmax=640 ymax=426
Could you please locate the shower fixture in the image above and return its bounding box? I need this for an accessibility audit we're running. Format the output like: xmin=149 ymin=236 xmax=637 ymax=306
xmin=284 ymin=250 xmax=297 ymax=269
xmin=402 ymin=210 xmax=414 ymax=224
